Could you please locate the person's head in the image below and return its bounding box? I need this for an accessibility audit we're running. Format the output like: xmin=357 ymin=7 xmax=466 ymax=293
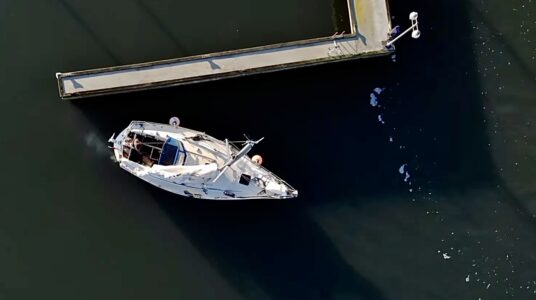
xmin=134 ymin=138 xmax=141 ymax=149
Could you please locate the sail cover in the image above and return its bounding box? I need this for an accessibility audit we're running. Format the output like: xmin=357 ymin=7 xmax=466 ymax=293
xmin=158 ymin=137 xmax=185 ymax=165
xmin=151 ymin=163 xmax=218 ymax=180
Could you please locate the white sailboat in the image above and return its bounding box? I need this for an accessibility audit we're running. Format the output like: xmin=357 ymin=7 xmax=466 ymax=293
xmin=108 ymin=119 xmax=298 ymax=200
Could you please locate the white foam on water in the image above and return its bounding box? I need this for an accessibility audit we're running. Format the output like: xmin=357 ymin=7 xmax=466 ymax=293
xmin=389 ymin=136 xmax=393 ymax=143
xmin=373 ymin=87 xmax=385 ymax=95
xmin=443 ymin=253 xmax=451 ymax=260
xmin=404 ymin=171 xmax=411 ymax=182
xmin=466 ymin=275 xmax=471 ymax=282
xmin=84 ymin=132 xmax=117 ymax=162
xmin=84 ymin=132 xmax=109 ymax=156
xmin=399 ymin=164 xmax=407 ymax=174
xmin=378 ymin=114 xmax=385 ymax=124
xmin=370 ymin=93 xmax=378 ymax=107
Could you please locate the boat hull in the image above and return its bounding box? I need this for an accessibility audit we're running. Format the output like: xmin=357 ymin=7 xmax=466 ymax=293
xmin=110 ymin=121 xmax=298 ymax=200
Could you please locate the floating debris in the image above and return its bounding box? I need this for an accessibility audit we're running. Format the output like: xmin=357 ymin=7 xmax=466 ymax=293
xmin=399 ymin=164 xmax=407 ymax=174
xmin=378 ymin=114 xmax=385 ymax=124
xmin=373 ymin=87 xmax=385 ymax=94
xmin=404 ymin=171 xmax=411 ymax=182
xmin=443 ymin=253 xmax=451 ymax=260
xmin=466 ymin=275 xmax=471 ymax=282
xmin=389 ymin=136 xmax=393 ymax=143
xmin=370 ymin=93 xmax=378 ymax=107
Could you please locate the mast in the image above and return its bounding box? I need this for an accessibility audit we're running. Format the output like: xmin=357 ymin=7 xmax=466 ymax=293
xmin=212 ymin=137 xmax=264 ymax=182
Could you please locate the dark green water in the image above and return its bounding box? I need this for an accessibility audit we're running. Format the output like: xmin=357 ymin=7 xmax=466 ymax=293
xmin=1 ymin=0 xmax=535 ymax=299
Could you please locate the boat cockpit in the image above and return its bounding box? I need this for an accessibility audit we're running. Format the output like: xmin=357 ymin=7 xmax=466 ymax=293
xmin=122 ymin=132 xmax=186 ymax=167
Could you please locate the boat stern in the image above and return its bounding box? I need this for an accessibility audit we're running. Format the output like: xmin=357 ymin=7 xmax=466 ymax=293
xmin=108 ymin=124 xmax=133 ymax=163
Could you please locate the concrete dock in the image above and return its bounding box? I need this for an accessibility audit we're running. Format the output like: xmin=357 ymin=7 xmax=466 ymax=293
xmin=56 ymin=0 xmax=392 ymax=99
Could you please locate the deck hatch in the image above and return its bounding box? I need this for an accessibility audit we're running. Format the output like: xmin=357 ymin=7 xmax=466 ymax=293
xmin=158 ymin=137 xmax=186 ymax=166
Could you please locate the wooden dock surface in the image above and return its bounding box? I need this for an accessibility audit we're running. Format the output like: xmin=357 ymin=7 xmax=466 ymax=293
xmin=57 ymin=0 xmax=392 ymax=99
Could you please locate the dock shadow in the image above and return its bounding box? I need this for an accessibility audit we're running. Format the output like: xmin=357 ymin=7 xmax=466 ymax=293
xmin=135 ymin=0 xmax=188 ymax=56
xmin=356 ymin=32 xmax=367 ymax=45
xmin=70 ymin=78 xmax=84 ymax=89
xmin=208 ymin=59 xmax=222 ymax=70
xmin=56 ymin=0 xmax=121 ymax=65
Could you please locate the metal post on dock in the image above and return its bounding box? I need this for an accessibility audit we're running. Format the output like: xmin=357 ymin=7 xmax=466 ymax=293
xmin=386 ymin=12 xmax=420 ymax=47
xmin=328 ymin=31 xmax=345 ymax=56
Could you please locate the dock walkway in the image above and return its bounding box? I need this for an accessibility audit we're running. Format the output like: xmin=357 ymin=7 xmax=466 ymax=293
xmin=56 ymin=0 xmax=392 ymax=99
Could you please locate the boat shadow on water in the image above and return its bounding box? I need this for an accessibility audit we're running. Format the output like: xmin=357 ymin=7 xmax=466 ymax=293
xmin=72 ymin=0 xmax=536 ymax=298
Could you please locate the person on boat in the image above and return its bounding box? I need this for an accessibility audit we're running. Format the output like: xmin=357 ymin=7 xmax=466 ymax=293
xmin=129 ymin=137 xmax=153 ymax=167
xmin=124 ymin=137 xmax=133 ymax=147
xmin=122 ymin=137 xmax=142 ymax=164
xmin=133 ymin=138 xmax=142 ymax=150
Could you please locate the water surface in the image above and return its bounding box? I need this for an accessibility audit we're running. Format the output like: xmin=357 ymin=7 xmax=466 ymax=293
xmin=0 ymin=0 xmax=535 ymax=299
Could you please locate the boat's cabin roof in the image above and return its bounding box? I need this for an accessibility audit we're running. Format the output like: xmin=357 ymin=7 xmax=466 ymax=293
xmin=122 ymin=132 xmax=186 ymax=167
